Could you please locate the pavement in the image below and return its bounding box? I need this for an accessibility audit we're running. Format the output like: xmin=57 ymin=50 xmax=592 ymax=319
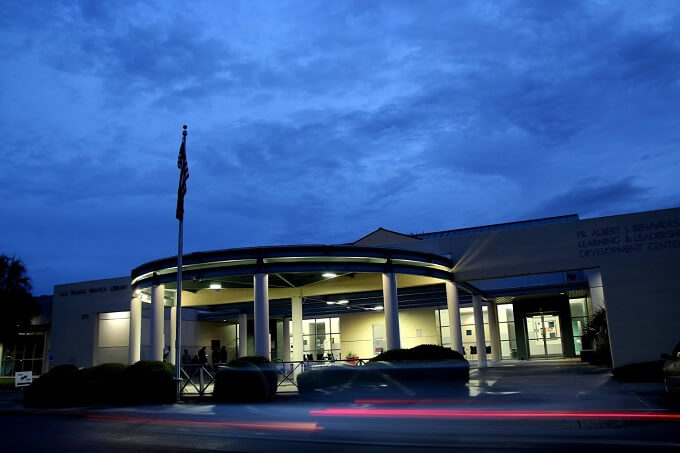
xmin=1 ymin=359 xmax=679 ymax=450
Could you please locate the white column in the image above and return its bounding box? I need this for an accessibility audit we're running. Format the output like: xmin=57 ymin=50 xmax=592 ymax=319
xmin=382 ymin=272 xmax=401 ymax=351
xmin=472 ymin=294 xmax=488 ymax=368
xmin=445 ymin=281 xmax=463 ymax=354
xmin=487 ymin=300 xmax=502 ymax=362
xmin=282 ymin=317 xmax=291 ymax=361
xmin=150 ymin=284 xmax=165 ymax=362
xmin=128 ymin=295 xmax=141 ymax=364
xmin=585 ymin=269 xmax=606 ymax=313
xmin=169 ymin=304 xmax=177 ymax=365
xmin=253 ymin=273 xmax=270 ymax=358
xmin=291 ymin=296 xmax=303 ymax=361
xmin=238 ymin=312 xmax=248 ymax=358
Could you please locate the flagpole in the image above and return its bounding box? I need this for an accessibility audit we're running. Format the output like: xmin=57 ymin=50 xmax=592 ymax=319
xmin=175 ymin=125 xmax=187 ymax=402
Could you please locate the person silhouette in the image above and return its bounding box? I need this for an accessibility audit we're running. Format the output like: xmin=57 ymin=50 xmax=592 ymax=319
xmin=198 ymin=346 xmax=207 ymax=364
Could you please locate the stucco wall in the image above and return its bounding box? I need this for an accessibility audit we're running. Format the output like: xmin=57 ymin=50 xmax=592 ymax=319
xmin=52 ymin=276 xmax=131 ymax=368
xmin=382 ymin=207 xmax=680 ymax=367
xmin=339 ymin=308 xmax=440 ymax=358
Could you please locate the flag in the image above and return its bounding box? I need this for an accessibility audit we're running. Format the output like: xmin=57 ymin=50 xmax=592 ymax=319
xmin=176 ymin=134 xmax=189 ymax=221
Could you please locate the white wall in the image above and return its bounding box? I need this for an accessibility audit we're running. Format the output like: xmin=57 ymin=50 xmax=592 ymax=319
xmin=52 ymin=277 xmax=131 ymax=369
xmin=382 ymin=207 xmax=680 ymax=367
xmin=339 ymin=308 xmax=440 ymax=358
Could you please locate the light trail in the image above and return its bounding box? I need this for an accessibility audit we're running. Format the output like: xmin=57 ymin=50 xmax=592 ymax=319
xmin=86 ymin=414 xmax=323 ymax=432
xmin=310 ymin=408 xmax=680 ymax=421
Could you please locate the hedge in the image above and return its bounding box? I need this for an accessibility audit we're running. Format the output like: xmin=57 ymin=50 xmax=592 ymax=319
xmin=298 ymin=345 xmax=469 ymax=398
xmin=213 ymin=356 xmax=278 ymax=403
xmin=122 ymin=361 xmax=176 ymax=404
xmin=24 ymin=364 xmax=80 ymax=408
xmin=24 ymin=361 xmax=176 ymax=407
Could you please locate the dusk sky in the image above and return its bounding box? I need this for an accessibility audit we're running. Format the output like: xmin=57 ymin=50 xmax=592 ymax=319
xmin=2 ymin=1 xmax=679 ymax=295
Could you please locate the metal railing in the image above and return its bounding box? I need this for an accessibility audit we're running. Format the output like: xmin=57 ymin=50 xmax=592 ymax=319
xmin=274 ymin=358 xmax=367 ymax=393
xmin=180 ymin=364 xmax=216 ymax=396
xmin=179 ymin=358 xmax=368 ymax=396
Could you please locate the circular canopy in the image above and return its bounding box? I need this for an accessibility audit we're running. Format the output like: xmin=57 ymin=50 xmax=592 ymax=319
xmin=131 ymin=245 xmax=454 ymax=291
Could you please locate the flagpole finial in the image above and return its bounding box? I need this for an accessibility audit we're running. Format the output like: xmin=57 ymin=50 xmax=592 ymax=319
xmin=182 ymin=124 xmax=187 ymax=137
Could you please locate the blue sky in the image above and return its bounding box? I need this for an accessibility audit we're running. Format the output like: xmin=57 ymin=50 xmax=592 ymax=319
xmin=1 ymin=1 xmax=679 ymax=295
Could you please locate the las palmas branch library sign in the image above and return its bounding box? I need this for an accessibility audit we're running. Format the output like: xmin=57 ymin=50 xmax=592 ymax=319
xmin=577 ymin=219 xmax=680 ymax=258
xmin=59 ymin=284 xmax=129 ymax=298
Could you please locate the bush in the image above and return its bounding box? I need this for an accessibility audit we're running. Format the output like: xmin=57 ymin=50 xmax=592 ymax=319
xmin=298 ymin=345 xmax=469 ymax=398
xmin=24 ymin=364 xmax=80 ymax=408
xmin=213 ymin=356 xmax=277 ymax=403
xmin=24 ymin=361 xmax=177 ymax=407
xmin=122 ymin=361 xmax=176 ymax=404
xmin=297 ymin=366 xmax=360 ymax=395
xmin=581 ymin=308 xmax=612 ymax=367
xmin=79 ymin=363 xmax=127 ymax=405
xmin=370 ymin=344 xmax=466 ymax=363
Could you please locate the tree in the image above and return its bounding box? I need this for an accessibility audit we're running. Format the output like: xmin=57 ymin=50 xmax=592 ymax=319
xmin=0 ymin=255 xmax=40 ymax=345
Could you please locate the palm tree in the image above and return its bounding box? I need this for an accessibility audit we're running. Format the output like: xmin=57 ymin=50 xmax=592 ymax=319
xmin=0 ymin=255 xmax=39 ymax=345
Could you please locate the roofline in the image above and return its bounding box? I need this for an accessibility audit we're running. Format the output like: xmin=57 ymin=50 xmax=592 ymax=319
xmin=415 ymin=214 xmax=580 ymax=238
xmin=131 ymin=244 xmax=454 ymax=288
xmin=352 ymin=227 xmax=420 ymax=245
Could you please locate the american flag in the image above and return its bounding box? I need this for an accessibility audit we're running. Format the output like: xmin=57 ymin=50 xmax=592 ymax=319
xmin=176 ymin=131 xmax=189 ymax=221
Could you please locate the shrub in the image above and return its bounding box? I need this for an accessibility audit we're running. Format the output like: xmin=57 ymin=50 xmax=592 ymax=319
xmin=79 ymin=363 xmax=127 ymax=405
xmin=581 ymin=308 xmax=612 ymax=367
xmin=122 ymin=361 xmax=176 ymax=404
xmin=298 ymin=345 xmax=469 ymax=398
xmin=370 ymin=344 xmax=466 ymax=363
xmin=213 ymin=356 xmax=277 ymax=403
xmin=25 ymin=361 xmax=177 ymax=407
xmin=227 ymin=356 xmax=272 ymax=367
xmin=297 ymin=366 xmax=360 ymax=395
xmin=24 ymin=364 xmax=80 ymax=408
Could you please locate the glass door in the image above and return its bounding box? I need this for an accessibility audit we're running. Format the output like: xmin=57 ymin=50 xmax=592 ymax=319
xmin=525 ymin=312 xmax=563 ymax=358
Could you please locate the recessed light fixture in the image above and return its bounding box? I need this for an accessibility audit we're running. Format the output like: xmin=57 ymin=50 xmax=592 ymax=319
xmin=374 ymin=305 xmax=384 ymax=311
xmin=322 ymin=272 xmax=337 ymax=278
xmin=209 ymin=282 xmax=222 ymax=289
xmin=327 ymin=299 xmax=349 ymax=305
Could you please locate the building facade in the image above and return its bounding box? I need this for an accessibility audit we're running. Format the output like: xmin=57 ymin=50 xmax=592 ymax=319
xmin=44 ymin=207 xmax=680 ymax=372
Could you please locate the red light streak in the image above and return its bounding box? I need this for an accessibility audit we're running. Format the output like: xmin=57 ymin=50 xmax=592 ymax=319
xmin=86 ymin=414 xmax=322 ymax=432
xmin=309 ymin=408 xmax=680 ymax=421
xmin=354 ymin=398 xmax=473 ymax=405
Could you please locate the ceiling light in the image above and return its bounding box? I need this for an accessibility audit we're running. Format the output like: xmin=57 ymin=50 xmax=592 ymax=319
xmin=326 ymin=301 xmax=336 ymax=305
xmin=374 ymin=306 xmax=384 ymax=311
xmin=337 ymin=300 xmax=349 ymax=305
xmin=322 ymin=272 xmax=337 ymax=278
xmin=209 ymin=282 xmax=222 ymax=289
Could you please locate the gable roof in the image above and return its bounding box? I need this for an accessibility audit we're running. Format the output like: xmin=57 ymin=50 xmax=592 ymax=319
xmin=352 ymin=227 xmax=421 ymax=246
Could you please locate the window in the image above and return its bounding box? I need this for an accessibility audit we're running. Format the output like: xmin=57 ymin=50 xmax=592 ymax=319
xmin=569 ymin=298 xmax=589 ymax=354
xmin=1 ymin=329 xmax=46 ymax=376
xmin=297 ymin=317 xmax=341 ymax=360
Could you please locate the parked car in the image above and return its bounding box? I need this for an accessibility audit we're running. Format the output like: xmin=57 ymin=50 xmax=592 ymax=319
xmin=661 ymin=342 xmax=680 ymax=397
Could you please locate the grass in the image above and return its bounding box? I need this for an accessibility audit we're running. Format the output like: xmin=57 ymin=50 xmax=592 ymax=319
xmin=0 ymin=377 xmax=18 ymax=390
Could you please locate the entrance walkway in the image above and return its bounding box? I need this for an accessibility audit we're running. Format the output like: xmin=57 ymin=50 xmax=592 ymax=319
xmin=467 ymin=359 xmax=675 ymax=413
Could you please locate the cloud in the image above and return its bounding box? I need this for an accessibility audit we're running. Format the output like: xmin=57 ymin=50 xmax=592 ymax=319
xmin=522 ymin=178 xmax=653 ymax=219
xmin=2 ymin=0 xmax=680 ymax=294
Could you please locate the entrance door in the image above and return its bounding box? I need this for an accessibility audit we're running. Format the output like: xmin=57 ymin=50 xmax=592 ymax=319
xmin=525 ymin=312 xmax=563 ymax=358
